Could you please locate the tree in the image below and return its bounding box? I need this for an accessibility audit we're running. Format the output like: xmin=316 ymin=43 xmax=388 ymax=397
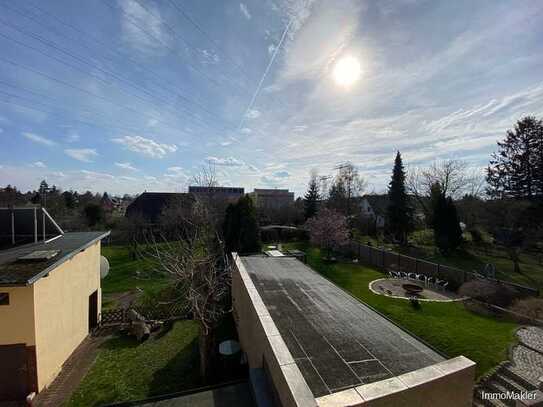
xmin=223 ymin=195 xmax=261 ymax=254
xmin=83 ymin=203 xmax=104 ymax=227
xmin=304 ymin=171 xmax=320 ymax=220
xmin=386 ymin=152 xmax=413 ymax=244
xmin=305 ymin=208 xmax=349 ymax=259
xmin=487 ymin=116 xmax=543 ymax=200
xmin=407 ymin=159 xmax=479 ymax=221
xmin=147 ymin=200 xmax=230 ymax=382
xmin=327 ymin=163 xmax=366 ymax=217
xmin=430 ymin=184 xmax=463 ymax=255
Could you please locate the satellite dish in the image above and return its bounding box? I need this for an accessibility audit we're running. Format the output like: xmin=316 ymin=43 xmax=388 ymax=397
xmin=100 ymin=256 xmax=110 ymax=279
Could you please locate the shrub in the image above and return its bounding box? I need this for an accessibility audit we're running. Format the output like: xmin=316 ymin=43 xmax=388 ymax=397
xmin=510 ymin=298 xmax=543 ymax=321
xmin=459 ymin=279 xmax=520 ymax=307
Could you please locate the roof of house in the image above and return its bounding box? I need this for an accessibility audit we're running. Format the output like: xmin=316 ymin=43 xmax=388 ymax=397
xmin=240 ymin=256 xmax=444 ymax=397
xmin=125 ymin=192 xmax=193 ymax=223
xmin=0 ymin=231 xmax=109 ymax=286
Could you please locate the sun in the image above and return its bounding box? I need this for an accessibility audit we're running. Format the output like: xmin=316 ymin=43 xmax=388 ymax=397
xmin=333 ymin=56 xmax=362 ymax=87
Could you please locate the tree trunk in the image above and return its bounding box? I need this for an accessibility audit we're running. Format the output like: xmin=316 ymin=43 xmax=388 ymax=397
xmin=198 ymin=330 xmax=216 ymax=383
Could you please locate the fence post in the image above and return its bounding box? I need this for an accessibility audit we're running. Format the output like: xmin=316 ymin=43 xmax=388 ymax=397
xmin=382 ymin=248 xmax=385 ymax=269
xmin=398 ymin=253 xmax=401 ymax=271
xmin=415 ymin=258 xmax=418 ymax=274
xmin=437 ymin=263 xmax=440 ymax=277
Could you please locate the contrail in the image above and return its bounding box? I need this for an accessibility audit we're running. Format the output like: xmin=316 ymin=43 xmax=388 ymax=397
xmin=236 ymin=16 xmax=295 ymax=133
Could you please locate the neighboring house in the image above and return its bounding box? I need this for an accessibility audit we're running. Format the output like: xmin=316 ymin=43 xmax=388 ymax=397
xmin=0 ymin=207 xmax=109 ymax=402
xmin=125 ymin=192 xmax=193 ymax=224
xmin=188 ymin=186 xmax=244 ymax=203
xmin=248 ymin=189 xmax=294 ymax=210
xmin=357 ymin=195 xmax=388 ymax=229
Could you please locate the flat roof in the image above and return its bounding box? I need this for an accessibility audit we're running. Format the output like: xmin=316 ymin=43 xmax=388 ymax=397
xmin=240 ymin=256 xmax=445 ymax=398
xmin=0 ymin=231 xmax=109 ymax=286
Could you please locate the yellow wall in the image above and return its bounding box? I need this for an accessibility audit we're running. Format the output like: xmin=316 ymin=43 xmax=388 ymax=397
xmin=32 ymin=241 xmax=101 ymax=390
xmin=0 ymin=286 xmax=36 ymax=346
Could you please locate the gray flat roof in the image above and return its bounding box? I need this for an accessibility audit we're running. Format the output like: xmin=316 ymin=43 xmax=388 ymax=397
xmin=0 ymin=231 xmax=109 ymax=286
xmin=240 ymin=256 xmax=445 ymax=398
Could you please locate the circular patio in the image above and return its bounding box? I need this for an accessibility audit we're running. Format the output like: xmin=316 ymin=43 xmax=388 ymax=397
xmin=369 ymin=278 xmax=464 ymax=302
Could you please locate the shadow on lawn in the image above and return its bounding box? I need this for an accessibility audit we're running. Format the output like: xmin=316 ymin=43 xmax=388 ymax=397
xmin=149 ymin=336 xmax=201 ymax=397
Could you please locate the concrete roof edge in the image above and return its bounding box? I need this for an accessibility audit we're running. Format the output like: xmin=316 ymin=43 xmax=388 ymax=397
xmin=233 ymin=253 xmax=317 ymax=407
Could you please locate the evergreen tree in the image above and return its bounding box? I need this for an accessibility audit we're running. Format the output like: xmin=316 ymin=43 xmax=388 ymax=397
xmin=487 ymin=116 xmax=543 ymax=200
xmin=431 ymin=184 xmax=463 ymax=254
xmin=304 ymin=174 xmax=320 ymax=220
xmin=386 ymin=152 xmax=413 ymax=244
xmin=223 ymin=196 xmax=261 ymax=254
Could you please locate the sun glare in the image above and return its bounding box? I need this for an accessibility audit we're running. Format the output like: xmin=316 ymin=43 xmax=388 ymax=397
xmin=333 ymin=56 xmax=361 ymax=87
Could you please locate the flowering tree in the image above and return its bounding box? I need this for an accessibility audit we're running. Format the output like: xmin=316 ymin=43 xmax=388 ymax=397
xmin=305 ymin=208 xmax=349 ymax=259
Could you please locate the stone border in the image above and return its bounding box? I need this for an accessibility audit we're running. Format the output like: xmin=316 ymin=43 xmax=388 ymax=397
xmin=368 ymin=278 xmax=466 ymax=303
xmin=233 ymin=254 xmax=317 ymax=407
xmin=316 ymin=356 xmax=475 ymax=406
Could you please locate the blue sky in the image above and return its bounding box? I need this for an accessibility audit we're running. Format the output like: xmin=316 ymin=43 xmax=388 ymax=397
xmin=0 ymin=0 xmax=542 ymax=196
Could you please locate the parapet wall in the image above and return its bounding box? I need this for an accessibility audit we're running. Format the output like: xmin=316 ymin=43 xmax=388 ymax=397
xmin=232 ymin=254 xmax=317 ymax=407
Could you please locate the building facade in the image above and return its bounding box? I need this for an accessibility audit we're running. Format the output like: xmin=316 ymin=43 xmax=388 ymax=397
xmin=188 ymin=186 xmax=244 ymax=203
xmin=0 ymin=231 xmax=109 ymax=401
xmin=248 ymin=189 xmax=295 ymax=210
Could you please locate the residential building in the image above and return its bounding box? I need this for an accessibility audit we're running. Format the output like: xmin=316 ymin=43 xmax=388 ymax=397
xmin=125 ymin=192 xmax=193 ymax=224
xmin=0 ymin=207 xmax=109 ymax=402
xmin=188 ymin=186 xmax=244 ymax=203
xmin=248 ymin=189 xmax=294 ymax=210
xmin=357 ymin=195 xmax=387 ymax=229
xmin=232 ymin=254 xmax=476 ymax=406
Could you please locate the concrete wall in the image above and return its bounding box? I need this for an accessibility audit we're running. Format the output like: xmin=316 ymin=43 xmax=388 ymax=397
xmin=316 ymin=356 xmax=475 ymax=407
xmin=232 ymin=254 xmax=317 ymax=407
xmin=32 ymin=241 xmax=101 ymax=390
xmin=0 ymin=286 xmax=36 ymax=346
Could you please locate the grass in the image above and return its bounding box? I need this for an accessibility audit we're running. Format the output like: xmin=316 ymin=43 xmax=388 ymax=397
xmin=101 ymin=245 xmax=171 ymax=308
xmin=283 ymin=242 xmax=518 ymax=378
xmin=66 ymin=320 xmax=200 ymax=407
xmin=355 ymin=229 xmax=543 ymax=291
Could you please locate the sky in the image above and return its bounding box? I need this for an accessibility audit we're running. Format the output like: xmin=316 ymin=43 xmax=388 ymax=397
xmin=0 ymin=0 xmax=542 ymax=197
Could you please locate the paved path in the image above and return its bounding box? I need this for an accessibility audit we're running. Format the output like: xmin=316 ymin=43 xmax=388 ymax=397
xmin=511 ymin=326 xmax=543 ymax=385
xmin=33 ymin=331 xmax=112 ymax=407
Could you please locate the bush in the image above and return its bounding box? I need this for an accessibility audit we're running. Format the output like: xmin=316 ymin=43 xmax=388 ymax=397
xmin=459 ymin=279 xmax=520 ymax=307
xmin=510 ymin=298 xmax=543 ymax=321
xmin=469 ymin=228 xmax=484 ymax=244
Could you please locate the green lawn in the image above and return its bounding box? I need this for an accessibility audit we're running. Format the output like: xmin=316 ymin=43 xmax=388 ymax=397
xmin=101 ymin=245 xmax=171 ymax=308
xmin=355 ymin=230 xmax=543 ymax=291
xmin=66 ymin=321 xmax=200 ymax=407
xmin=283 ymin=242 xmax=518 ymax=378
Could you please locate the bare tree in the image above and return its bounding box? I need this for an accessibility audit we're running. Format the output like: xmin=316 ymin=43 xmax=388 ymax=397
xmin=407 ymin=159 xmax=481 ymax=218
xmin=146 ymin=199 xmax=231 ymax=382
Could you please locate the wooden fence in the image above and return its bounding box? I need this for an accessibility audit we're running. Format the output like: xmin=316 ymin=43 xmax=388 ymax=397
xmin=101 ymin=302 xmax=189 ymax=325
xmin=341 ymin=240 xmax=539 ymax=296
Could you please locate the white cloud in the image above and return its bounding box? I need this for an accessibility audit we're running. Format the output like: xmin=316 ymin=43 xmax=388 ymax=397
xmin=65 ymin=131 xmax=80 ymax=143
xmin=31 ymin=161 xmax=47 ymax=168
xmin=245 ymin=109 xmax=261 ymax=119
xmin=200 ymin=49 xmax=220 ymax=65
xmin=273 ymin=170 xmax=290 ymax=178
xmin=81 ymin=170 xmax=114 ymax=179
xmin=115 ymin=162 xmax=139 ymax=171
xmin=119 ymin=0 xmax=169 ymax=54
xmin=239 ymin=3 xmax=251 ymax=20
xmin=65 ymin=148 xmax=99 ymax=162
xmin=206 ymin=156 xmax=245 ymax=167
xmin=22 ymin=132 xmax=56 ymax=146
xmin=240 ymin=127 xmax=252 ymax=135
xmin=111 ymin=135 xmax=177 ymax=158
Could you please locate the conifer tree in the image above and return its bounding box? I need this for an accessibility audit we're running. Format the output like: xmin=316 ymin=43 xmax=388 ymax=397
xmin=487 ymin=116 xmax=543 ymax=200
xmin=304 ymin=173 xmax=320 ymax=220
xmin=386 ymin=152 xmax=413 ymax=244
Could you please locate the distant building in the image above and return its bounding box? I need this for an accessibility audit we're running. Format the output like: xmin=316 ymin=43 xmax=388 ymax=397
xmin=358 ymin=195 xmax=387 ymax=229
xmin=0 ymin=207 xmax=109 ymax=402
xmin=125 ymin=192 xmax=193 ymax=224
xmin=188 ymin=186 xmax=244 ymax=203
xmin=248 ymin=189 xmax=294 ymax=210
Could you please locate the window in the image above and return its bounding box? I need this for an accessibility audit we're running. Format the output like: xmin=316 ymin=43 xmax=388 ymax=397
xmin=0 ymin=293 xmax=9 ymax=306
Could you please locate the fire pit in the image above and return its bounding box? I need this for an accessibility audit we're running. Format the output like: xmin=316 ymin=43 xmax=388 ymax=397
xmin=402 ymin=283 xmax=423 ymax=296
